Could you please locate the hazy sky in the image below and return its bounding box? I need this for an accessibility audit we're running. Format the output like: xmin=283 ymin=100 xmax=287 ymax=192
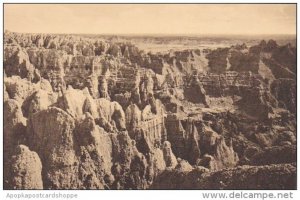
xmin=4 ymin=4 xmax=296 ymax=35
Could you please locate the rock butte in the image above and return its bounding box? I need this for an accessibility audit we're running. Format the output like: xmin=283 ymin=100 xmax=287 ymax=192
xmin=3 ymin=31 xmax=296 ymax=189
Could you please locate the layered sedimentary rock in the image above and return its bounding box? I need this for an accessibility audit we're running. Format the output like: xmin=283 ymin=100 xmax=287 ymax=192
xmin=270 ymin=78 xmax=296 ymax=113
xmin=3 ymin=32 xmax=296 ymax=189
xmin=165 ymin=112 xmax=240 ymax=170
xmin=125 ymin=100 xmax=166 ymax=153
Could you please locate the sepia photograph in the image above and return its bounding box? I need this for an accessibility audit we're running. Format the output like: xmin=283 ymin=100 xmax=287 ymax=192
xmin=2 ymin=2 xmax=297 ymax=193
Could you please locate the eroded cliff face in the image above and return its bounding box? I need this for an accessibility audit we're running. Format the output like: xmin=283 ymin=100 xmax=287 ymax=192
xmin=5 ymin=145 xmax=43 ymax=189
xmin=3 ymin=77 xmax=176 ymax=189
xmin=270 ymin=78 xmax=296 ymax=113
xmin=3 ymin=32 xmax=296 ymax=189
xmin=165 ymin=113 xmax=239 ymax=170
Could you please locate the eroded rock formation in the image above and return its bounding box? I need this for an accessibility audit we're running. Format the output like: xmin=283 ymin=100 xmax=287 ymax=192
xmin=3 ymin=31 xmax=296 ymax=189
xmin=6 ymin=145 xmax=43 ymax=189
xmin=151 ymin=163 xmax=296 ymax=189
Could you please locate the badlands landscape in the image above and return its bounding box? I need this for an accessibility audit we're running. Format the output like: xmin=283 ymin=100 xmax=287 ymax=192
xmin=3 ymin=31 xmax=296 ymax=189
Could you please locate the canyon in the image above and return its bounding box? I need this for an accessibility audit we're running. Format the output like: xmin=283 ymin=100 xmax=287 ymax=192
xmin=3 ymin=31 xmax=296 ymax=189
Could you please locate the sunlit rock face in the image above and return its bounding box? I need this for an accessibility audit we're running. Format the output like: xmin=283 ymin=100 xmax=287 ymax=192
xmin=3 ymin=31 xmax=296 ymax=189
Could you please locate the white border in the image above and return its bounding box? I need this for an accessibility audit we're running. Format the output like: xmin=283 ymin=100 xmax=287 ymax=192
xmin=0 ymin=1 xmax=298 ymax=200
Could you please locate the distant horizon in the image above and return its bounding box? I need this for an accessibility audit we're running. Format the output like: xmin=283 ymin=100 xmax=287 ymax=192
xmin=5 ymin=29 xmax=296 ymax=38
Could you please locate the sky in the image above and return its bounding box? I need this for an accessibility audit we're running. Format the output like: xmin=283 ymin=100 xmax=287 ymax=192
xmin=4 ymin=4 xmax=296 ymax=35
